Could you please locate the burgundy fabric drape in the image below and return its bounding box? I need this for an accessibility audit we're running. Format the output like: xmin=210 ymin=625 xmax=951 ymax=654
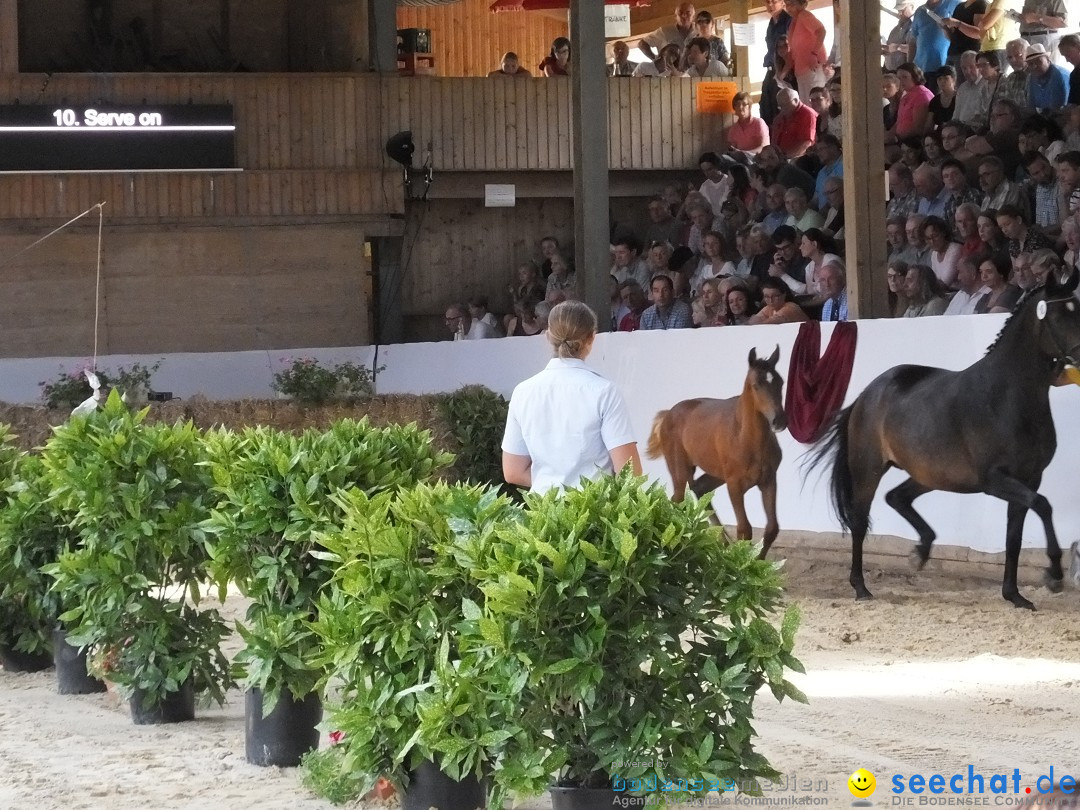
xmin=784 ymin=320 xmax=858 ymax=443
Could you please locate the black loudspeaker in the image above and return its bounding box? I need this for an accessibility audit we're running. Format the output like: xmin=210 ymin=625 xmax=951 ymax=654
xmin=386 ymin=131 xmax=415 ymax=167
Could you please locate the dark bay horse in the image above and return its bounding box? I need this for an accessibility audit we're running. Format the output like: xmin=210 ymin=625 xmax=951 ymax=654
xmin=806 ymin=270 xmax=1080 ymax=609
xmin=646 ymin=347 xmax=787 ymax=556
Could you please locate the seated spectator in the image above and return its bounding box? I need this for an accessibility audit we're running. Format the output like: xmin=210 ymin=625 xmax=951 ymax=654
xmin=977 ymin=208 xmax=1010 ymax=255
xmin=733 ymin=227 xmax=755 ymax=279
xmin=915 ymin=165 xmax=950 ymax=218
xmin=725 ymin=92 xmax=770 ymax=162
xmin=644 ymin=240 xmax=673 ymax=281
xmin=818 ymin=260 xmax=849 ymax=321
xmin=996 ymin=204 xmax=1055 ymax=257
xmin=1031 ymin=248 xmax=1070 ymax=288
xmin=825 ymin=78 xmax=843 ymax=139
xmin=539 ymin=235 xmax=561 ymax=278
xmin=887 ymin=162 xmax=920 ymax=222
xmin=942 ymin=158 xmax=984 ymax=221
xmin=944 ymin=256 xmax=990 ymax=315
xmin=1063 ymin=217 xmax=1080 ymax=273
xmin=692 ymin=232 xmax=736 ymax=295
xmin=771 ymin=87 xmax=818 ymax=159
xmin=698 ymin=152 xmax=734 ymax=218
xmin=506 ymin=297 xmax=546 ymax=337
xmin=617 ymin=281 xmax=649 ymax=332
xmin=813 ymin=134 xmax=843 ymax=210
xmin=784 ymin=186 xmax=824 ymax=233
xmin=748 ymin=224 xmax=778 ymax=282
xmin=610 ymin=236 xmax=651 ymax=289
xmin=974 ymin=252 xmax=1022 ymax=313
xmin=749 ymin=277 xmax=810 ymax=324
xmin=903 ymin=264 xmax=950 ymax=317
xmin=923 ymin=131 xmax=948 ymax=170
xmin=887 ymin=215 xmax=918 ymax=265
xmin=967 ymin=98 xmax=1024 ymax=177
xmin=924 ymin=216 xmax=963 ymax=288
xmin=722 ymin=286 xmax=757 ymax=325
xmin=489 ymin=52 xmax=532 ymax=77
xmin=717 ymin=197 xmax=751 ymax=247
xmin=691 ymin=10 xmax=732 ymax=71
xmin=686 ymin=202 xmax=717 ymax=256
xmin=900 ymin=137 xmax=928 ymax=173
xmin=809 ymin=85 xmax=832 ymax=141
xmin=979 ymin=156 xmax=1030 ymax=218
xmin=904 ymin=214 xmax=932 ymax=266
xmin=669 ymin=261 xmax=694 ymax=306
xmin=795 ymin=227 xmax=840 ymax=299
xmin=545 ymin=254 xmax=578 ymax=300
xmin=760 ymin=183 xmax=792 ymax=234
xmin=539 ymin=37 xmax=571 ymax=76
xmin=940 ymin=121 xmax=980 ymax=175
xmin=755 ymin=145 xmax=817 ymax=199
xmin=728 ymin=164 xmax=758 ymax=211
xmin=1025 ymin=44 xmax=1068 ymax=112
xmin=644 ymin=195 xmax=686 ymax=246
xmin=1024 ymin=150 xmax=1064 ymax=238
xmin=468 ymin=295 xmax=503 ymax=335
xmin=821 ymin=176 xmax=845 ymax=242
xmin=997 ymin=39 xmax=1031 ymax=114
xmin=1055 ymin=151 xmax=1080 ymax=213
xmin=685 ymin=36 xmax=731 ymax=77
xmin=954 ymin=202 xmax=986 ymax=257
xmin=886 ymin=260 xmax=911 ymax=318
xmin=633 ymin=43 xmax=686 ymax=77
xmin=508 ymin=261 xmax=546 ymax=310
xmin=609 ymin=276 xmax=630 ymax=329
xmin=640 ymin=274 xmax=693 ymax=330
xmin=446 ymin=302 xmax=497 ymax=340
xmin=953 ymin=54 xmax=989 ymax=131
xmin=882 ymin=72 xmax=902 ymax=131
xmin=886 ymin=62 xmax=933 ymax=146
xmin=1010 ymin=252 xmax=1037 ymax=291
xmin=607 ymin=41 xmax=635 ymax=77
xmin=692 ymin=277 xmax=725 ymax=327
xmin=927 ymin=64 xmax=958 ymax=131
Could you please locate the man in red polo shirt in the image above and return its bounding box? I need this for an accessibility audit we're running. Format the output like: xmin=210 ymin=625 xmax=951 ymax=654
xmin=771 ymin=87 xmax=817 ymax=159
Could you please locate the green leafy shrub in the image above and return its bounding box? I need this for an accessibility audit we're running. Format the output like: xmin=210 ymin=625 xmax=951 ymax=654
xmin=466 ymin=470 xmax=806 ymax=800
xmin=39 ymin=361 xmax=162 ymax=409
xmin=437 ymin=385 xmax=509 ymax=489
xmin=271 ymin=358 xmax=382 ymax=406
xmin=40 ymin=391 xmax=232 ymax=707
xmin=202 ymin=419 xmax=452 ymax=716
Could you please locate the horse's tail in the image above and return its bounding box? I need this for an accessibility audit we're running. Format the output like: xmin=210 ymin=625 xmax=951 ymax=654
xmin=804 ymin=405 xmax=857 ymax=535
xmin=645 ymin=410 xmax=669 ymax=460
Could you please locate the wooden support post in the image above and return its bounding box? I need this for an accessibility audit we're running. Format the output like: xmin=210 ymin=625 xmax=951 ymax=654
xmin=0 ymin=0 xmax=19 ymax=73
xmin=369 ymin=0 xmax=397 ymax=74
xmin=372 ymin=236 xmax=404 ymax=344
xmin=840 ymin=0 xmax=888 ymax=318
xmin=731 ymin=0 xmax=751 ymax=93
xmin=570 ymin=2 xmax=611 ymax=331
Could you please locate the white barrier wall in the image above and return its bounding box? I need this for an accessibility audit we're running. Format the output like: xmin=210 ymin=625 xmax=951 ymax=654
xmin=5 ymin=314 xmax=1080 ymax=554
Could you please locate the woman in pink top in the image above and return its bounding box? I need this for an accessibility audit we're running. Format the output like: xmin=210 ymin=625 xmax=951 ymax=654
xmin=887 ymin=62 xmax=933 ymax=144
xmin=783 ymin=0 xmax=827 ymax=104
xmin=725 ymin=92 xmax=770 ymax=162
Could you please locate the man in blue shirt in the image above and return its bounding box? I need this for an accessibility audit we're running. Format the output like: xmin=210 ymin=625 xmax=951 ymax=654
xmin=1025 ymin=44 xmax=1069 ymax=111
xmin=910 ymin=0 xmax=960 ymax=81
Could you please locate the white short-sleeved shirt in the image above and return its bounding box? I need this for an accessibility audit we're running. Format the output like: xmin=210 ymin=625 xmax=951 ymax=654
xmin=502 ymin=357 xmax=637 ymax=495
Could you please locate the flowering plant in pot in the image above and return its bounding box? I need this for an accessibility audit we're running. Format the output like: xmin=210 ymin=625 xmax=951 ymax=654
xmin=40 ymin=392 xmax=232 ymax=720
xmin=201 ymin=419 xmax=452 ymax=767
xmin=466 ymin=470 xmax=807 ymax=807
xmin=303 ymin=482 xmax=553 ymax=810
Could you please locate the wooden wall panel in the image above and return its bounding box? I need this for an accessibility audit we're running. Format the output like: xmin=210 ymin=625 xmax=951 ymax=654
xmin=396 ymin=0 xmax=566 ymax=78
xmin=0 ymin=224 xmax=371 ymax=357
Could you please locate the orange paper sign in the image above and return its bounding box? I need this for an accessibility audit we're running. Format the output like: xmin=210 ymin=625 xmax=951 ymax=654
xmin=695 ymin=81 xmax=739 ymax=114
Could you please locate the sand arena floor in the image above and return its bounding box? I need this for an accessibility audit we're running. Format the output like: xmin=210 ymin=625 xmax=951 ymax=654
xmin=2 ymin=547 xmax=1078 ymax=810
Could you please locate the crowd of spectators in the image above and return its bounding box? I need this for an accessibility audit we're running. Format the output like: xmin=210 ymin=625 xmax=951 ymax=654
xmin=451 ymin=0 xmax=1080 ymax=340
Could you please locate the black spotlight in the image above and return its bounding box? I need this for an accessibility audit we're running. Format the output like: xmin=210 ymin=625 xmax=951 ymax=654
xmin=386 ymin=130 xmax=415 ymax=168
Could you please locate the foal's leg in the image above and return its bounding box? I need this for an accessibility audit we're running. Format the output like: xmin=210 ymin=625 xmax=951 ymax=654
xmin=884 ymin=478 xmax=936 ymax=567
xmin=983 ymin=471 xmax=1064 ymax=608
xmin=690 ymin=474 xmax=725 ymax=525
xmin=727 ymin=484 xmax=753 ymax=542
xmin=759 ymin=477 xmax=779 ymax=559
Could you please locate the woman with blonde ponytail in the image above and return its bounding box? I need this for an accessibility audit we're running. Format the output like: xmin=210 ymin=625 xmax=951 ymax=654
xmin=501 ymin=301 xmax=642 ymax=494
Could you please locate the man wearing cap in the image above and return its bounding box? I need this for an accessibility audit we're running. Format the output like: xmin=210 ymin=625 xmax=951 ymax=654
xmin=1026 ymin=43 xmax=1069 ymax=112
xmin=1018 ymin=0 xmax=1067 ymax=55
xmin=883 ymin=0 xmax=916 ymax=72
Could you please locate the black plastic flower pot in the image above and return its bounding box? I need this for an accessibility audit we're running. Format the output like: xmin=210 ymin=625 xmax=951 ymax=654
xmin=245 ymin=688 xmax=323 ymax=767
xmin=549 ymin=786 xmax=648 ymax=810
xmin=129 ymin=678 xmax=196 ymax=725
xmin=402 ymin=759 xmax=487 ymax=810
xmin=0 ymin=642 xmax=53 ymax=673
xmin=52 ymin=627 xmax=107 ymax=695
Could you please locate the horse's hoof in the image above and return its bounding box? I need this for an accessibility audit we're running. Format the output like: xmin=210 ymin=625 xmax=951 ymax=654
xmin=1005 ymin=592 xmax=1036 ymax=611
xmin=854 ymin=589 xmax=874 ymax=601
xmin=1044 ymin=570 xmax=1065 ymax=594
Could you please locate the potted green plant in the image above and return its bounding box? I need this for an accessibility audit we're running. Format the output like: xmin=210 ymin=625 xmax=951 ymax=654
xmin=202 ymin=419 xmax=452 ymax=768
xmin=0 ymin=431 xmax=56 ymax=673
xmin=304 ymin=482 xmax=551 ymax=810
xmin=466 ymin=470 xmax=807 ymax=810
xmin=40 ymin=392 xmax=232 ymax=722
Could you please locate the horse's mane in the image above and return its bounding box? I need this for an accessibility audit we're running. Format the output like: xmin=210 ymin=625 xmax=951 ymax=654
xmin=983 ymin=282 xmax=1045 ymax=357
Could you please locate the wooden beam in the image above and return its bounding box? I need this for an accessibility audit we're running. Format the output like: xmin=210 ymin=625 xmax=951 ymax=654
xmin=840 ymin=0 xmax=888 ymax=318
xmin=369 ymin=0 xmax=397 ymax=73
xmin=0 ymin=0 xmax=18 ymax=73
xmin=570 ymin=3 xmax=611 ymax=330
xmin=730 ymin=0 xmax=750 ymax=92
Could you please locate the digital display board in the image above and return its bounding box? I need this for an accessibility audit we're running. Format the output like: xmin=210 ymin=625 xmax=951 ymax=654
xmin=0 ymin=105 xmax=237 ymax=171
